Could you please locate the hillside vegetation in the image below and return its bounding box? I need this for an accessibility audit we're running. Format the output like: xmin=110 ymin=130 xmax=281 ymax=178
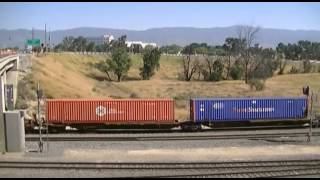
xmin=26 ymin=53 xmax=320 ymax=120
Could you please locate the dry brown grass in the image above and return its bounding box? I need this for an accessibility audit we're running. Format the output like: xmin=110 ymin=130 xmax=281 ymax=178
xmin=28 ymin=53 xmax=320 ymax=120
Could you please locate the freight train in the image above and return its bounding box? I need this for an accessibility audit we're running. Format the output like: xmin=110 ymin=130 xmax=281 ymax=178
xmin=31 ymin=91 xmax=310 ymax=132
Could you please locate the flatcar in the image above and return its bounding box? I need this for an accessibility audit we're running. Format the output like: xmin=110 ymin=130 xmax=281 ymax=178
xmin=37 ymin=93 xmax=310 ymax=132
xmin=46 ymin=99 xmax=176 ymax=132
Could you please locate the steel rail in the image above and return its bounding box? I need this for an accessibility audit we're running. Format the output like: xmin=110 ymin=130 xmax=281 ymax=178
xmin=25 ymin=132 xmax=319 ymax=141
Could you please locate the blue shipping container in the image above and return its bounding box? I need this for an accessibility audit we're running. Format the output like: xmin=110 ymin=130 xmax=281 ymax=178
xmin=190 ymin=97 xmax=308 ymax=123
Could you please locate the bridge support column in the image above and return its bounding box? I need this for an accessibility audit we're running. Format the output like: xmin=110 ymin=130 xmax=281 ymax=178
xmin=6 ymin=56 xmax=18 ymax=108
xmin=0 ymin=77 xmax=6 ymax=153
xmin=0 ymin=55 xmax=19 ymax=153
xmin=6 ymin=71 xmax=18 ymax=109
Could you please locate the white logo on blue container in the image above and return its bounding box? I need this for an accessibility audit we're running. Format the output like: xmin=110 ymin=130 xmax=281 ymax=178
xmin=200 ymin=104 xmax=205 ymax=112
xmin=213 ymin=103 xmax=223 ymax=110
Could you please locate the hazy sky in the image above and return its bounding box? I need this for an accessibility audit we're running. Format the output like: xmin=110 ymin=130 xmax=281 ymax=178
xmin=1 ymin=2 xmax=320 ymax=31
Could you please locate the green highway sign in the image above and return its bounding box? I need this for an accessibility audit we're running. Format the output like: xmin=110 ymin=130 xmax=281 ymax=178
xmin=26 ymin=39 xmax=41 ymax=46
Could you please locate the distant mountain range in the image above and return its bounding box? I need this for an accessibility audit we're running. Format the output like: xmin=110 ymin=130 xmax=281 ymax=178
xmin=1 ymin=26 xmax=320 ymax=49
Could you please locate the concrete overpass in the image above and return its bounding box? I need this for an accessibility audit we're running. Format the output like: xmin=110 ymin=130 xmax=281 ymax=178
xmin=0 ymin=53 xmax=20 ymax=153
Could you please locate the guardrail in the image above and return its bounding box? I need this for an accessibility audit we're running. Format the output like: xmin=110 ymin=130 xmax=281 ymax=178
xmin=0 ymin=50 xmax=17 ymax=58
xmin=0 ymin=54 xmax=18 ymax=76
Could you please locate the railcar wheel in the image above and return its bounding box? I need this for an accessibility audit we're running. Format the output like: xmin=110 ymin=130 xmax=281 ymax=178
xmin=77 ymin=126 xmax=89 ymax=133
xmin=181 ymin=123 xmax=202 ymax=132
xmin=49 ymin=126 xmax=65 ymax=133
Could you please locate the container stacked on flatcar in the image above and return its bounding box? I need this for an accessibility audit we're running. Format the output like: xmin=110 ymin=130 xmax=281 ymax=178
xmin=43 ymin=96 xmax=309 ymax=132
xmin=46 ymin=99 xmax=175 ymax=127
xmin=190 ymin=97 xmax=308 ymax=123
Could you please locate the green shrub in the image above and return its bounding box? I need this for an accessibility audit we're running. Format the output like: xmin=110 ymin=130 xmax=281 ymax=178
xmin=15 ymin=99 xmax=29 ymax=109
xmin=303 ymin=60 xmax=312 ymax=73
xmin=130 ymin=92 xmax=139 ymax=98
xmin=289 ymin=66 xmax=299 ymax=74
xmin=248 ymin=78 xmax=265 ymax=91
xmin=230 ymin=61 xmax=243 ymax=80
xmin=173 ymin=94 xmax=185 ymax=101
xmin=15 ymin=75 xmax=36 ymax=109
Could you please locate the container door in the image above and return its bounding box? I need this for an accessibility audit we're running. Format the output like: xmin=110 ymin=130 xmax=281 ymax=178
xmin=196 ymin=100 xmax=206 ymax=122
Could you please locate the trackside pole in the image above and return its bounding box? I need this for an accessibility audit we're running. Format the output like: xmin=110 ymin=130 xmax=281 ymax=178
xmin=308 ymin=92 xmax=313 ymax=142
xmin=37 ymin=83 xmax=43 ymax=152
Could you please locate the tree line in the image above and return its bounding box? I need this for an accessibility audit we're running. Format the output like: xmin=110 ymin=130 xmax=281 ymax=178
xmin=54 ymin=36 xmax=111 ymax=53
xmin=160 ymin=40 xmax=320 ymax=61
xmin=54 ymin=36 xmax=148 ymax=54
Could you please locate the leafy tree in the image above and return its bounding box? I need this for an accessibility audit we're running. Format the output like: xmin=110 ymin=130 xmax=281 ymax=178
xmin=73 ymin=36 xmax=87 ymax=53
xmin=195 ymin=46 xmax=208 ymax=56
xmin=223 ymin=37 xmax=243 ymax=79
xmin=54 ymin=44 xmax=63 ymax=52
xmin=95 ymin=44 xmax=105 ymax=52
xmin=298 ymin=40 xmax=312 ymax=60
xmin=249 ymin=46 xmax=277 ymax=80
xmin=130 ymin=44 xmax=143 ymax=54
xmin=273 ymin=41 xmax=320 ymax=61
xmin=32 ymin=46 xmax=41 ymax=56
xmin=86 ymin=42 xmax=95 ymax=53
xmin=139 ymin=47 xmax=161 ymax=80
xmin=160 ymin=44 xmax=182 ymax=54
xmin=106 ymin=35 xmax=132 ymax=82
xmin=181 ymin=44 xmax=196 ymax=55
xmin=61 ymin=36 xmax=75 ymax=51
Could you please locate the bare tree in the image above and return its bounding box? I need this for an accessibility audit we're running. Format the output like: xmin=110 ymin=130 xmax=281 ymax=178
xmin=237 ymin=25 xmax=260 ymax=83
xmin=180 ymin=45 xmax=200 ymax=81
xmin=276 ymin=43 xmax=287 ymax=75
xmin=181 ymin=55 xmax=199 ymax=81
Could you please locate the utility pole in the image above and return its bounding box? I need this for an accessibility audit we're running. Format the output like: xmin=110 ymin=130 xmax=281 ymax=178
xmin=31 ymin=28 xmax=34 ymax=52
xmin=49 ymin=28 xmax=51 ymax=52
xmin=32 ymin=27 xmax=34 ymax=40
xmin=44 ymin=23 xmax=47 ymax=55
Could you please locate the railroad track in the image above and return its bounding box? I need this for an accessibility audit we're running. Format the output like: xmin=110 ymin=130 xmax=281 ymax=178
xmin=1 ymin=160 xmax=320 ymax=178
xmin=25 ymin=132 xmax=319 ymax=141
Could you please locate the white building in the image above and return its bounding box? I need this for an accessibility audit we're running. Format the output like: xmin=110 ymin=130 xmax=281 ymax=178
xmin=103 ymin=35 xmax=114 ymax=44
xmin=125 ymin=41 xmax=157 ymax=48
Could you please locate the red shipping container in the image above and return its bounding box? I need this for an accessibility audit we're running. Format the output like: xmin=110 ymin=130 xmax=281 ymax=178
xmin=46 ymin=99 xmax=175 ymax=125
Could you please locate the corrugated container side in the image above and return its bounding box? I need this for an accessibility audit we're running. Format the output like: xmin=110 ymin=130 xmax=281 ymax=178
xmin=190 ymin=99 xmax=194 ymax=122
xmin=46 ymin=99 xmax=175 ymax=125
xmin=191 ymin=97 xmax=307 ymax=123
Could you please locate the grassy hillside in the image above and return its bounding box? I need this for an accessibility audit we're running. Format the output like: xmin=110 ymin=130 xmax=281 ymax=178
xmin=26 ymin=53 xmax=320 ymax=120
